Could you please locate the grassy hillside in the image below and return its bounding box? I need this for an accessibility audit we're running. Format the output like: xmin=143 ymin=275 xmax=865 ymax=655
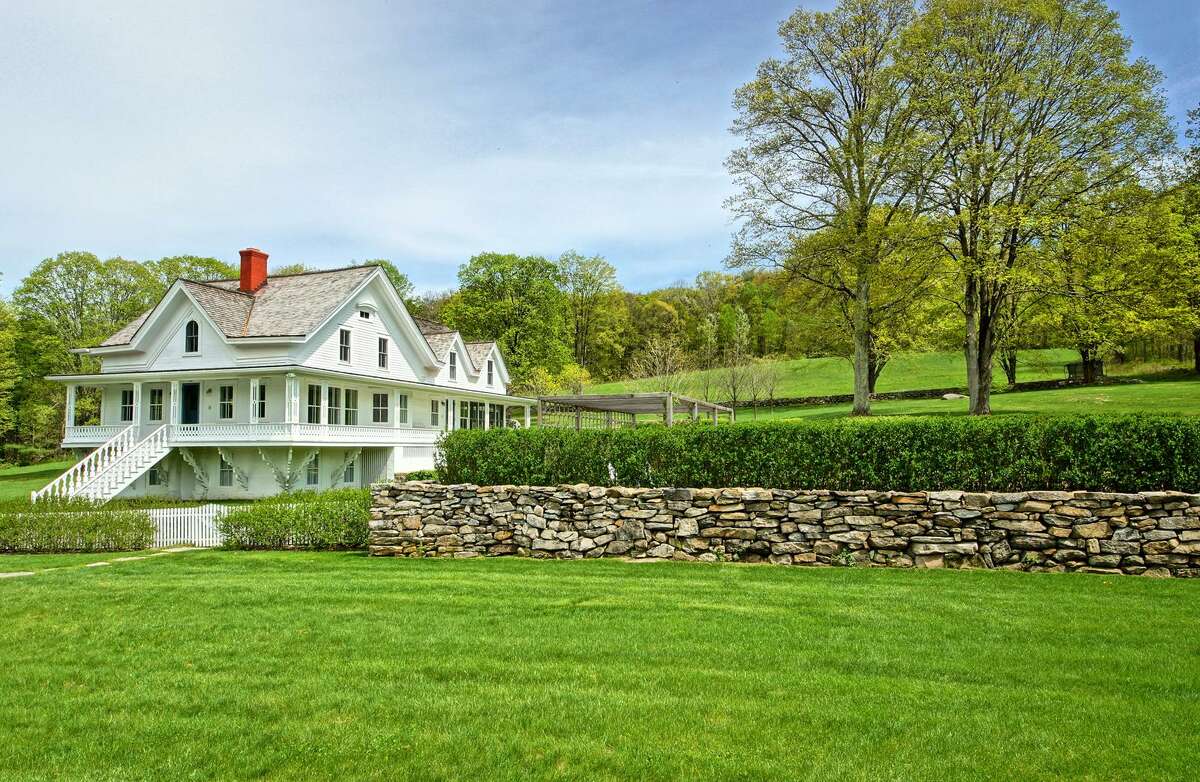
xmin=738 ymin=375 xmax=1200 ymax=420
xmin=0 ymin=459 xmax=73 ymax=501
xmin=590 ymin=348 xmax=1187 ymax=400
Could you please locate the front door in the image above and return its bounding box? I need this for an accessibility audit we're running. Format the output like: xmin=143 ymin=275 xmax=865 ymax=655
xmin=181 ymin=383 xmax=200 ymax=425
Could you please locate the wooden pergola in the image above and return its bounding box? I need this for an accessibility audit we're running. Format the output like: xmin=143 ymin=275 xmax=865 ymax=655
xmin=536 ymin=393 xmax=734 ymax=429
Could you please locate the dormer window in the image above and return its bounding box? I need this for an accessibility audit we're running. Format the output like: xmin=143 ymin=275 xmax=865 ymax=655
xmin=487 ymin=359 xmax=494 ymax=386
xmin=184 ymin=320 xmax=199 ymax=354
xmin=449 ymin=351 xmax=457 ymax=380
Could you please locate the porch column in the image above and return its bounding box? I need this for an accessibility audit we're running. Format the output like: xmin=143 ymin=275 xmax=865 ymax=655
xmin=169 ymin=381 xmax=181 ymax=426
xmin=392 ymin=392 xmax=401 ymax=430
xmin=132 ymin=381 xmax=144 ymax=430
xmin=64 ymin=384 xmax=77 ymax=432
xmin=319 ymin=385 xmax=328 ymax=425
xmin=249 ymin=377 xmax=260 ymax=423
xmin=284 ymin=374 xmax=298 ymax=423
xmin=525 ymin=405 xmax=531 ymax=429
xmin=484 ymin=402 xmax=491 ymax=430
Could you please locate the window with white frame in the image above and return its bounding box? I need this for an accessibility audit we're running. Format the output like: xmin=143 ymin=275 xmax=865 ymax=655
xmin=327 ymin=387 xmax=342 ymax=425
xmin=307 ymin=385 xmax=321 ymax=424
xmin=184 ymin=320 xmax=199 ymax=353
xmin=343 ymin=458 xmax=356 ymax=484
xmin=430 ymin=399 xmax=440 ymax=427
xmin=120 ymin=389 xmax=134 ymax=422
xmin=307 ymin=454 xmax=320 ymax=486
xmin=339 ymin=329 xmax=351 ymax=363
xmin=378 ymin=337 xmax=388 ymax=369
xmin=219 ymin=385 xmax=234 ymax=419
xmin=487 ymin=359 xmax=494 ymax=386
xmin=372 ymin=393 xmax=389 ymax=423
xmin=219 ymin=455 xmax=234 ymax=487
xmin=396 ymin=394 xmax=408 ymax=424
xmin=449 ymin=351 xmax=457 ymax=380
xmin=149 ymin=388 xmax=164 ymax=421
xmin=344 ymin=389 xmax=358 ymax=426
xmin=359 ymin=310 xmax=371 ymax=320
xmin=255 ymin=383 xmax=267 ymax=419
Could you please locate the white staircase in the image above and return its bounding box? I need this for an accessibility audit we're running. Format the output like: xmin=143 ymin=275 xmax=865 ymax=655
xmin=34 ymin=425 xmax=171 ymax=504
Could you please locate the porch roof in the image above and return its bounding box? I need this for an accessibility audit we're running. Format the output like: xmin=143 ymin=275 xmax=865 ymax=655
xmin=46 ymin=365 xmax=537 ymax=405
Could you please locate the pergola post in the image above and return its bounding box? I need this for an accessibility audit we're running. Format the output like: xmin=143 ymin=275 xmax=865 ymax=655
xmin=536 ymin=400 xmax=543 ymax=429
xmin=525 ymin=405 xmax=532 ymax=429
xmin=664 ymin=392 xmax=674 ymax=427
xmin=711 ymin=408 xmax=718 ymax=425
xmin=691 ymin=402 xmax=699 ymax=422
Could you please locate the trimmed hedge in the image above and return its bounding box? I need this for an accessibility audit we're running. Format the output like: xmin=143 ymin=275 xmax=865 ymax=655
xmin=437 ymin=415 xmax=1200 ymax=492
xmin=0 ymin=499 xmax=155 ymax=553
xmin=218 ymin=488 xmax=370 ymax=550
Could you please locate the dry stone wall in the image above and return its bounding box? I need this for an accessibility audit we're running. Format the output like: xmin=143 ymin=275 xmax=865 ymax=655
xmin=369 ymin=482 xmax=1200 ymax=577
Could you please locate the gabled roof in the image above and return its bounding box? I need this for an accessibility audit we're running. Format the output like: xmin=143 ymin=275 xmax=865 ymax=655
xmin=465 ymin=341 xmax=496 ymax=368
xmin=99 ymin=266 xmax=376 ymax=346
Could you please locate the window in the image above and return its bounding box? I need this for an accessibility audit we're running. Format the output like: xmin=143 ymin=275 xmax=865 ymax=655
xmin=219 ymin=385 xmax=234 ymax=419
xmin=359 ymin=310 xmax=371 ymax=320
xmin=184 ymin=320 xmax=199 ymax=353
xmin=339 ymin=329 xmax=351 ymax=363
xmin=395 ymin=394 xmax=408 ymax=424
xmin=430 ymin=399 xmax=440 ymax=428
xmin=459 ymin=400 xmax=468 ymax=430
xmin=343 ymin=458 xmax=356 ymax=484
xmin=449 ymin=351 xmax=457 ymax=380
xmin=255 ymin=383 xmax=267 ymax=419
xmin=344 ymin=389 xmax=358 ymax=426
xmin=307 ymin=385 xmax=321 ymax=424
xmin=378 ymin=337 xmax=388 ymax=369
xmin=120 ymin=389 xmax=134 ymax=422
xmin=327 ymin=387 xmax=342 ymax=425
xmin=487 ymin=359 xmax=494 ymax=386
xmin=147 ymin=465 xmax=162 ymax=486
xmin=489 ymin=403 xmax=504 ymax=429
xmin=471 ymin=402 xmax=485 ymax=430
xmin=306 ymin=454 xmax=320 ymax=486
xmin=372 ymin=393 xmax=389 ymax=424
xmin=219 ymin=455 xmax=233 ymax=487
xmin=149 ymin=388 xmax=164 ymax=421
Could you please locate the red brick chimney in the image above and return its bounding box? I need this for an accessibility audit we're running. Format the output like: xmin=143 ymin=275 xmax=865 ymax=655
xmin=239 ymin=248 xmax=269 ymax=293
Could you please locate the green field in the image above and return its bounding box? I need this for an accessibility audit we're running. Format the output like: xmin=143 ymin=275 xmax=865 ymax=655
xmin=590 ymin=347 xmax=1189 ymax=399
xmin=1 ymin=551 xmax=1197 ymax=780
xmin=742 ymin=375 xmax=1200 ymax=421
xmin=0 ymin=460 xmax=72 ymax=502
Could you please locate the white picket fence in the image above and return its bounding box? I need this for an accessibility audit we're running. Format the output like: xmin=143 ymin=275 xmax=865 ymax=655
xmin=147 ymin=504 xmax=230 ymax=548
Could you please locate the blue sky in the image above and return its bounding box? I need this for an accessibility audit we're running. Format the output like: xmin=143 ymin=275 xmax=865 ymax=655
xmin=1 ymin=0 xmax=1197 ymax=296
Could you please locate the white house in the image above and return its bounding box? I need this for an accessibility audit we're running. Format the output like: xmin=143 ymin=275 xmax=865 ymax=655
xmin=37 ymin=248 xmax=535 ymax=503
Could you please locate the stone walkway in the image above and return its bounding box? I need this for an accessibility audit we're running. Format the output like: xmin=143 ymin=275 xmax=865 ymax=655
xmin=0 ymin=547 xmax=198 ymax=579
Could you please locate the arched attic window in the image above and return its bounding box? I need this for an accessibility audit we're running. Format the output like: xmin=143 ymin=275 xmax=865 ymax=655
xmin=185 ymin=320 xmax=200 ymax=353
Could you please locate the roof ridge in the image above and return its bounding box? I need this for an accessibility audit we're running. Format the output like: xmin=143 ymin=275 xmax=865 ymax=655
xmin=203 ymin=264 xmax=378 ymax=285
xmin=179 ymin=278 xmax=255 ymax=299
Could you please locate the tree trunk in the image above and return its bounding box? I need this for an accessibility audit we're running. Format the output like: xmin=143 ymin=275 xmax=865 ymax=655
xmin=851 ymin=274 xmax=872 ymax=416
xmin=964 ymin=275 xmax=981 ymax=412
xmin=1001 ymin=347 xmax=1018 ymax=386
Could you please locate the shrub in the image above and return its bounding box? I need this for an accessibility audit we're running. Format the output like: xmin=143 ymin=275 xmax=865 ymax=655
xmin=402 ymin=468 xmax=438 ymax=481
xmin=0 ymin=444 xmax=61 ymax=467
xmin=437 ymin=415 xmax=1200 ymax=492
xmin=218 ymin=488 xmax=370 ymax=550
xmin=0 ymin=499 xmax=155 ymax=553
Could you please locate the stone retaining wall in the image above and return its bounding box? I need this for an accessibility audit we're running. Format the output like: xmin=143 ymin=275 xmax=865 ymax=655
xmin=369 ymin=482 xmax=1200 ymax=577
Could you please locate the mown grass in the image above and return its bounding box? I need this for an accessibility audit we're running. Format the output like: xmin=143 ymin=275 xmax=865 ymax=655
xmin=1 ymin=551 xmax=1197 ymax=780
xmin=740 ymin=376 xmax=1200 ymax=421
xmin=590 ymin=347 xmax=1188 ymax=399
xmin=0 ymin=459 xmax=73 ymax=502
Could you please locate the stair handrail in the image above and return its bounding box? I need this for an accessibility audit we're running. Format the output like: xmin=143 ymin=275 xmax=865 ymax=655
xmin=33 ymin=425 xmax=136 ymax=502
xmin=75 ymin=424 xmax=171 ymax=501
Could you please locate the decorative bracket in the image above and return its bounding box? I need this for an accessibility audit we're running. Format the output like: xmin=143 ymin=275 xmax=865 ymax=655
xmin=178 ymin=448 xmax=209 ymax=498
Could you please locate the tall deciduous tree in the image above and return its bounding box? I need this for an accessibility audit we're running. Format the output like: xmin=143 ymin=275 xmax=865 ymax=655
xmin=363 ymin=259 xmax=416 ymax=304
xmin=557 ymin=251 xmax=623 ymax=373
xmin=727 ymin=0 xmax=931 ymax=415
xmin=0 ymin=296 xmax=17 ymax=440
xmin=901 ymin=0 xmax=1171 ymax=413
xmin=441 ymin=252 xmax=570 ymax=387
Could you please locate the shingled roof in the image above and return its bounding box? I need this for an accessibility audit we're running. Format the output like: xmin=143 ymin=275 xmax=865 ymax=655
xmin=99 ymin=266 xmax=376 ymax=347
xmin=465 ymin=341 xmax=496 ymax=369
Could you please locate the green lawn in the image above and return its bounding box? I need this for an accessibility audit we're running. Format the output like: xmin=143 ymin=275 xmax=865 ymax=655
xmin=1 ymin=551 xmax=1197 ymax=780
xmin=739 ymin=375 xmax=1200 ymax=421
xmin=0 ymin=459 xmax=73 ymax=502
xmin=590 ymin=347 xmax=1189 ymax=399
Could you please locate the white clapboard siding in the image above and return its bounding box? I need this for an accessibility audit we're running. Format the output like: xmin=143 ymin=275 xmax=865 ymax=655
xmin=148 ymin=504 xmax=229 ymax=547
